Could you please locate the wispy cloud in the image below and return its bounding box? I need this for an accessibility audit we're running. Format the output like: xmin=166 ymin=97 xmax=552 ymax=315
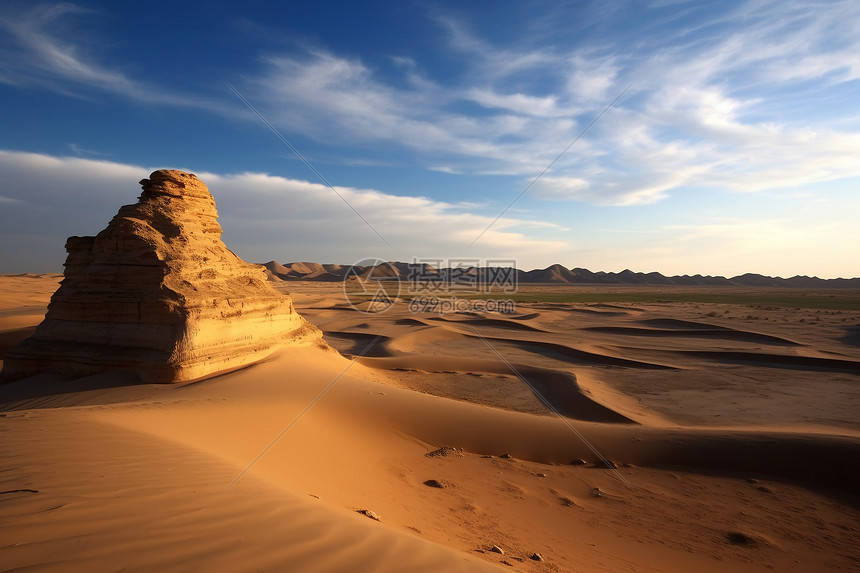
xmin=0 ymin=3 xmax=226 ymax=111
xmin=238 ymin=1 xmax=859 ymax=206
xmin=2 ymin=1 xmax=858 ymax=211
xmin=463 ymin=89 xmax=562 ymax=118
xmin=67 ymin=143 xmax=111 ymax=157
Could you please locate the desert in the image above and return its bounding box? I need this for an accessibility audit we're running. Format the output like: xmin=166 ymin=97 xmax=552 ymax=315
xmin=2 ymin=258 xmax=858 ymax=571
xmin=2 ymin=3 xmax=859 ymax=569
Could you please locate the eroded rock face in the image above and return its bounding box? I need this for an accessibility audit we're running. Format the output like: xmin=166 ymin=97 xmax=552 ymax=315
xmin=1 ymin=170 xmax=320 ymax=383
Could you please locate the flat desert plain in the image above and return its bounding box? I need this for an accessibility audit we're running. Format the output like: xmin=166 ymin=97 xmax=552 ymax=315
xmin=1 ymin=274 xmax=859 ymax=572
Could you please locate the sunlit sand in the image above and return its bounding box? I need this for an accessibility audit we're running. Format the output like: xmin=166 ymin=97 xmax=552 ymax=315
xmin=2 ymin=273 xmax=858 ymax=571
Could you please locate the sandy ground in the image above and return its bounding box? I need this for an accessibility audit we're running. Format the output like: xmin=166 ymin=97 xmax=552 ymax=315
xmin=1 ymin=274 xmax=859 ymax=572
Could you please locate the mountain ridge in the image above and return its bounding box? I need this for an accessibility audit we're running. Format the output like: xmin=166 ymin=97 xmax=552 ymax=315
xmin=262 ymin=261 xmax=860 ymax=288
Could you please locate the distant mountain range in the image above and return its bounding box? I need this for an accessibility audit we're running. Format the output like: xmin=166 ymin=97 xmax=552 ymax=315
xmin=262 ymin=261 xmax=860 ymax=288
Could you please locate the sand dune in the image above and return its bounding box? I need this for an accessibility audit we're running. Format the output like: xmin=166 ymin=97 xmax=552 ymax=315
xmin=675 ymin=349 xmax=860 ymax=372
xmin=428 ymin=315 xmax=550 ymax=332
xmin=584 ymin=325 xmax=800 ymax=346
xmin=2 ymin=275 xmax=859 ymax=571
xmin=0 ymin=394 xmax=500 ymax=572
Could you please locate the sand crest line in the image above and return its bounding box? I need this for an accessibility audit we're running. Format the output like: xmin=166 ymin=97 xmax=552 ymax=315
xmin=225 ymin=325 xmax=395 ymax=490
xmin=466 ymin=324 xmax=636 ymax=489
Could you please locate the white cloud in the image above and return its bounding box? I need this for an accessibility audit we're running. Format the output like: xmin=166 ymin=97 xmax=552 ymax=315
xmin=0 ymin=151 xmax=566 ymax=273
xmin=563 ymin=54 xmax=620 ymax=103
xmin=530 ymin=176 xmax=591 ymax=201
xmin=197 ymin=169 xmax=567 ymax=259
xmin=463 ymin=89 xmax=562 ymax=117
xmin=1 ymin=150 xmax=856 ymax=278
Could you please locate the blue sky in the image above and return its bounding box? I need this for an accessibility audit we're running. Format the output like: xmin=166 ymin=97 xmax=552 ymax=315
xmin=1 ymin=0 xmax=858 ymax=277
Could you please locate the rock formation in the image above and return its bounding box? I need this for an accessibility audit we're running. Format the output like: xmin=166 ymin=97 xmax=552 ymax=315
xmin=1 ymin=170 xmax=320 ymax=384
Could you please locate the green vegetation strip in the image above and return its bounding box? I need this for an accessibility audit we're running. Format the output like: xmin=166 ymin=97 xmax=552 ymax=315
xmin=402 ymin=292 xmax=860 ymax=310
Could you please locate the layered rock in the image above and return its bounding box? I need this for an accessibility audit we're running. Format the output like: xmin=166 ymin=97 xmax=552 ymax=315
xmin=1 ymin=170 xmax=320 ymax=384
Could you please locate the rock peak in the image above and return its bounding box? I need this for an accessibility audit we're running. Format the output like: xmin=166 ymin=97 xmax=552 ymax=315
xmin=139 ymin=169 xmax=211 ymax=200
xmin=1 ymin=170 xmax=320 ymax=384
